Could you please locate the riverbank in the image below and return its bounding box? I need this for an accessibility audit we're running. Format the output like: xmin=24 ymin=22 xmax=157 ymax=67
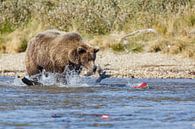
xmin=0 ymin=51 xmax=195 ymax=78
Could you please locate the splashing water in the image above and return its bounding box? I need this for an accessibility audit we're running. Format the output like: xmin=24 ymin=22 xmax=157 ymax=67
xmin=13 ymin=76 xmax=26 ymax=86
xmin=39 ymin=72 xmax=58 ymax=86
xmin=13 ymin=68 xmax=97 ymax=87
xmin=64 ymin=69 xmax=83 ymax=86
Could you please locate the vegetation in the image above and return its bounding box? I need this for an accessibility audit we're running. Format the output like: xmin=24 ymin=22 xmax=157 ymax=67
xmin=0 ymin=0 xmax=194 ymax=58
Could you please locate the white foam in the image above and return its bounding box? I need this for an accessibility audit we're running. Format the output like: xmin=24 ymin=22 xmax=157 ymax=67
xmin=13 ymin=76 xmax=26 ymax=86
xmin=13 ymin=68 xmax=98 ymax=87
xmin=39 ymin=72 xmax=57 ymax=86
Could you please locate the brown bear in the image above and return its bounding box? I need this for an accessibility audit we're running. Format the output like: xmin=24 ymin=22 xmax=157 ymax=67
xmin=24 ymin=29 xmax=99 ymax=81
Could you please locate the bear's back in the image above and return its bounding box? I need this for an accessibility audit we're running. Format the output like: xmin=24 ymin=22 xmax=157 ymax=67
xmin=28 ymin=30 xmax=82 ymax=49
xmin=35 ymin=30 xmax=82 ymax=42
xmin=35 ymin=29 xmax=63 ymax=42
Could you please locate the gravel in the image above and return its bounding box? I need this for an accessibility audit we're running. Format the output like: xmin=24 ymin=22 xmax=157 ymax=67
xmin=0 ymin=51 xmax=195 ymax=78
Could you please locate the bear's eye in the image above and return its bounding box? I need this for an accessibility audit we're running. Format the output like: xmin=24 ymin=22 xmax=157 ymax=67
xmin=77 ymin=47 xmax=86 ymax=54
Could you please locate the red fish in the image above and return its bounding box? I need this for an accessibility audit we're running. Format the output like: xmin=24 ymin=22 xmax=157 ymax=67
xmin=132 ymin=82 xmax=148 ymax=89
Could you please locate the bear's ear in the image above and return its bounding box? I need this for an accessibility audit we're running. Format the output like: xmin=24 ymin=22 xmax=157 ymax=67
xmin=77 ymin=47 xmax=86 ymax=54
xmin=94 ymin=48 xmax=99 ymax=53
xmin=68 ymin=48 xmax=79 ymax=64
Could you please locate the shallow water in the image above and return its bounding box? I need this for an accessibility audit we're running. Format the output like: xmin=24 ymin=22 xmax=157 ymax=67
xmin=0 ymin=76 xmax=195 ymax=129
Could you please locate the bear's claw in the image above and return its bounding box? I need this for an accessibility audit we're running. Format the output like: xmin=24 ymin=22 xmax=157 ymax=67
xmin=96 ymin=71 xmax=111 ymax=83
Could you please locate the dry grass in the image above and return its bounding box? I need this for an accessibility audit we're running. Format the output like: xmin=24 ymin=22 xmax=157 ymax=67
xmin=148 ymin=37 xmax=195 ymax=58
xmin=0 ymin=0 xmax=194 ymax=58
xmin=0 ymin=20 xmax=43 ymax=53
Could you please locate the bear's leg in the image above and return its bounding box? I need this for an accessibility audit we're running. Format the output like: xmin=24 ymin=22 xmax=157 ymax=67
xmin=22 ymin=63 xmax=43 ymax=86
xmin=21 ymin=65 xmax=43 ymax=86
xmin=26 ymin=64 xmax=40 ymax=76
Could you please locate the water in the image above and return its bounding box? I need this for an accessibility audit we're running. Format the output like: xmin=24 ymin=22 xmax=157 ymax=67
xmin=0 ymin=76 xmax=195 ymax=129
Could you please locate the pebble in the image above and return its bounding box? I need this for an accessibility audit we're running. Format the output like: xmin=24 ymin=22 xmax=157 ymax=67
xmin=0 ymin=52 xmax=195 ymax=78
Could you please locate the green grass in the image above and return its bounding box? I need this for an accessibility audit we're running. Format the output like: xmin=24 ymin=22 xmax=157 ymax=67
xmin=18 ymin=38 xmax=28 ymax=52
xmin=0 ymin=21 xmax=14 ymax=34
xmin=110 ymin=43 xmax=125 ymax=52
xmin=126 ymin=42 xmax=144 ymax=53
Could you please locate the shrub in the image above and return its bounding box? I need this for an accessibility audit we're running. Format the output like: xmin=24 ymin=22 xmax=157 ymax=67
xmin=110 ymin=43 xmax=125 ymax=52
xmin=0 ymin=0 xmax=194 ymax=58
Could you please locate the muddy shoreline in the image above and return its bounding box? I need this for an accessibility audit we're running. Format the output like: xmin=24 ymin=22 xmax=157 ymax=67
xmin=0 ymin=51 xmax=195 ymax=78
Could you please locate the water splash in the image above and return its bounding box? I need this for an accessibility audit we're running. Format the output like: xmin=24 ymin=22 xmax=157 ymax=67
xmin=39 ymin=72 xmax=58 ymax=86
xmin=13 ymin=68 xmax=98 ymax=87
xmin=13 ymin=76 xmax=26 ymax=86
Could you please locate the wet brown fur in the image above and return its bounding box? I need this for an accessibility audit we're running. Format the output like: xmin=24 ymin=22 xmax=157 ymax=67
xmin=25 ymin=30 xmax=99 ymax=76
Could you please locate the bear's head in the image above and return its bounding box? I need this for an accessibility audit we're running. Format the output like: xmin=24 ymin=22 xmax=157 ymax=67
xmin=68 ymin=45 xmax=99 ymax=75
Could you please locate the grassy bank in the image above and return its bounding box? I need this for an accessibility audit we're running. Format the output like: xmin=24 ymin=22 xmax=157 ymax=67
xmin=0 ymin=0 xmax=194 ymax=58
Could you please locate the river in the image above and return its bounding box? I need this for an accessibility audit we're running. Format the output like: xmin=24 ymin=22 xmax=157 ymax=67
xmin=0 ymin=76 xmax=195 ymax=129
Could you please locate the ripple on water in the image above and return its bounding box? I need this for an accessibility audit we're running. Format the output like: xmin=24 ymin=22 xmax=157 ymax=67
xmin=0 ymin=76 xmax=195 ymax=129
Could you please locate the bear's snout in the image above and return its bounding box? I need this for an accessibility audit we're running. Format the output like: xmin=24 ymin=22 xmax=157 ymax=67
xmin=83 ymin=64 xmax=97 ymax=76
